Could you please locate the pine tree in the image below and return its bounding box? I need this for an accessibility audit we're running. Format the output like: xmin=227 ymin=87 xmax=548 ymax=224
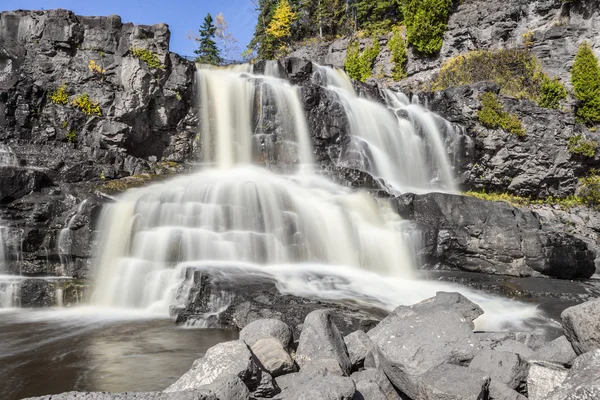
xmin=195 ymin=13 xmax=222 ymax=65
xmin=571 ymin=42 xmax=600 ymax=125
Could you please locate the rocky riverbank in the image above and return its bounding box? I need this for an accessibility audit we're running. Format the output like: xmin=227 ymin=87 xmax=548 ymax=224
xmin=25 ymin=292 xmax=600 ymax=400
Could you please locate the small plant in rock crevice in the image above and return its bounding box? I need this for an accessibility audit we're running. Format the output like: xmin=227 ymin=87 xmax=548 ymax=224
xmin=49 ymin=84 xmax=69 ymax=105
xmin=579 ymin=170 xmax=600 ymax=209
xmin=131 ymin=47 xmax=165 ymax=70
xmin=568 ymin=135 xmax=598 ymax=158
xmin=88 ymin=60 xmax=106 ymax=78
xmin=478 ymin=92 xmax=525 ymax=136
xmin=72 ymin=93 xmax=102 ymax=116
xmin=65 ymin=129 xmax=77 ymax=143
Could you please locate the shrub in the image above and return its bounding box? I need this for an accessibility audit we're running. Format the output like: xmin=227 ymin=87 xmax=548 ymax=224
xmin=478 ymin=92 xmax=525 ymax=136
xmin=66 ymin=129 xmax=77 ymax=143
xmin=72 ymin=94 xmax=102 ymax=116
xmin=539 ymin=76 xmax=567 ymax=109
xmin=571 ymin=42 xmax=600 ymax=125
xmin=402 ymin=0 xmax=454 ymax=55
xmin=465 ymin=190 xmax=583 ymax=209
xmin=344 ymin=37 xmax=380 ymax=82
xmin=49 ymin=84 xmax=69 ymax=105
xmin=579 ymin=171 xmax=600 ymax=209
xmin=568 ymin=135 xmax=598 ymax=158
xmin=131 ymin=47 xmax=164 ymax=70
xmin=88 ymin=60 xmax=106 ymax=75
xmin=389 ymin=26 xmax=408 ymax=81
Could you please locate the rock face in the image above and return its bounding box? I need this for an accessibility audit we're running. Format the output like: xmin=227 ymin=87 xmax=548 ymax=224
xmin=561 ymin=298 xmax=600 ymax=355
xmin=546 ymin=349 xmax=600 ymax=400
xmin=395 ymin=192 xmax=596 ymax=279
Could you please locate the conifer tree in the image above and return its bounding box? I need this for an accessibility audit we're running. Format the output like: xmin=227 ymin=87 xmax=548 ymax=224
xmin=195 ymin=13 xmax=222 ymax=65
xmin=571 ymin=42 xmax=600 ymax=125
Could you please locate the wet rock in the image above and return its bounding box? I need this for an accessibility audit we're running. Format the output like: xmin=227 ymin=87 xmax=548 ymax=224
xmin=368 ymin=293 xmax=481 ymax=399
xmin=469 ymin=349 xmax=527 ymax=391
xmin=165 ymin=340 xmax=265 ymax=392
xmin=273 ymin=370 xmax=356 ymax=400
xmin=526 ymin=361 xmax=569 ymax=400
xmin=295 ymin=309 xmax=352 ymax=375
xmin=240 ymin=318 xmax=294 ymax=351
xmin=250 ymin=338 xmax=296 ymax=377
xmin=561 ymin=298 xmax=600 ymax=355
xmin=418 ymin=363 xmax=490 ymax=400
xmin=351 ymin=368 xmax=402 ymax=400
xmin=20 ymin=279 xmax=56 ymax=308
xmin=531 ymin=335 xmax=577 ymax=366
xmin=343 ymin=330 xmax=373 ymax=370
xmin=546 ymin=349 xmax=600 ymax=400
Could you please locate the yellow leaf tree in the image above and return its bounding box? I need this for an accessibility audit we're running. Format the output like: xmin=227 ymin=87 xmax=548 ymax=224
xmin=266 ymin=0 xmax=296 ymax=58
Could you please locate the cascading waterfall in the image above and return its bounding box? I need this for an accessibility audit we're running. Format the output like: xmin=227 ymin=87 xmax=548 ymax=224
xmin=313 ymin=65 xmax=457 ymax=194
xmin=57 ymin=199 xmax=88 ymax=276
xmin=0 ymin=144 xmax=17 ymax=166
xmin=0 ymin=226 xmax=21 ymax=309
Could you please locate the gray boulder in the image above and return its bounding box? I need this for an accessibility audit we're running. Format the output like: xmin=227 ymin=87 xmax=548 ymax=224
xmin=530 ymin=335 xmax=577 ymax=366
xmin=492 ymin=340 xmax=534 ymax=359
xmin=546 ymin=349 xmax=600 ymax=400
xmin=274 ymin=370 xmax=356 ymax=400
xmin=561 ymin=298 xmax=600 ymax=355
xmin=351 ymin=368 xmax=402 ymax=400
xmin=165 ymin=340 xmax=264 ymax=392
xmin=240 ymin=318 xmax=294 ymax=351
xmin=489 ymin=381 xmax=527 ymax=400
xmin=469 ymin=349 xmax=527 ymax=391
xmin=418 ymin=363 xmax=490 ymax=400
xmin=369 ymin=300 xmax=481 ymax=399
xmin=295 ymin=310 xmax=351 ymax=375
xmin=24 ymin=392 xmax=218 ymax=400
xmin=251 ymin=337 xmax=296 ymax=377
xmin=476 ymin=332 xmax=547 ymax=353
xmin=526 ymin=361 xmax=569 ymax=400
xmin=344 ymin=330 xmax=373 ymax=370
xmin=194 ymin=375 xmax=250 ymax=400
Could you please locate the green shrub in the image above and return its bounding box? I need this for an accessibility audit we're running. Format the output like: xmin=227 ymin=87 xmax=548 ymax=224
xmin=478 ymin=92 xmax=525 ymax=136
xmin=568 ymin=135 xmax=598 ymax=158
xmin=579 ymin=171 xmax=600 ymax=209
xmin=402 ymin=0 xmax=454 ymax=55
xmin=72 ymin=94 xmax=102 ymax=116
xmin=131 ymin=47 xmax=165 ymax=70
xmin=465 ymin=190 xmax=583 ymax=209
xmin=66 ymin=129 xmax=77 ymax=143
xmin=49 ymin=84 xmax=69 ymax=105
xmin=571 ymin=42 xmax=600 ymax=126
xmin=389 ymin=26 xmax=408 ymax=81
xmin=344 ymin=37 xmax=380 ymax=82
xmin=539 ymin=76 xmax=567 ymax=109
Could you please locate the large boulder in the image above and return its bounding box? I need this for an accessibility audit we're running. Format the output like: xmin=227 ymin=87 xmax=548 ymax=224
xmin=295 ymin=310 xmax=352 ymax=375
xmin=250 ymin=338 xmax=296 ymax=377
xmin=417 ymin=363 xmax=490 ymax=400
xmin=526 ymin=361 xmax=569 ymax=400
xmin=239 ymin=318 xmax=294 ymax=351
xmin=561 ymin=298 xmax=600 ymax=355
xmin=343 ymin=330 xmax=373 ymax=370
xmin=351 ymin=368 xmax=402 ymax=400
xmin=368 ymin=293 xmax=482 ymax=399
xmin=489 ymin=381 xmax=527 ymax=400
xmin=468 ymin=349 xmax=527 ymax=391
xmin=165 ymin=340 xmax=266 ymax=392
xmin=546 ymin=349 xmax=600 ymax=400
xmin=273 ymin=370 xmax=356 ymax=400
xmin=530 ymin=335 xmax=577 ymax=366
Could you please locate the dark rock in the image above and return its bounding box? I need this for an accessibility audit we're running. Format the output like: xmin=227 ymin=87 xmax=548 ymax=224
xmin=19 ymin=279 xmax=55 ymax=307
xmin=468 ymin=349 xmax=527 ymax=391
xmin=351 ymin=368 xmax=402 ymax=400
xmin=417 ymin=363 xmax=490 ymax=400
xmin=561 ymin=298 xmax=600 ymax=355
xmin=295 ymin=309 xmax=352 ymax=375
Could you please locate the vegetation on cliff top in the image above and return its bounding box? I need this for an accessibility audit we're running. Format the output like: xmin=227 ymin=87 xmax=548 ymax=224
xmin=571 ymin=42 xmax=600 ymax=126
xmin=344 ymin=37 xmax=380 ymax=82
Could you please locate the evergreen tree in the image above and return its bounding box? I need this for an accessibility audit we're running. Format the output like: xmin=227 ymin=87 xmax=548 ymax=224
xmin=247 ymin=0 xmax=279 ymax=60
xmin=195 ymin=13 xmax=222 ymax=65
xmin=571 ymin=42 xmax=600 ymax=125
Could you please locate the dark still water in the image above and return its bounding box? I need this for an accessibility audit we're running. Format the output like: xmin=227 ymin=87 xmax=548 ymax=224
xmin=0 ymin=308 xmax=238 ymax=400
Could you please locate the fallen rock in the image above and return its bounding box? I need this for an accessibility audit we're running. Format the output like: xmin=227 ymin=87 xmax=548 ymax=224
xmin=351 ymin=368 xmax=402 ymax=400
xmin=343 ymin=330 xmax=373 ymax=370
xmin=240 ymin=318 xmax=294 ymax=351
xmin=561 ymin=298 xmax=600 ymax=355
xmin=526 ymin=361 xmax=569 ymax=400
xmin=295 ymin=310 xmax=351 ymax=375
xmin=273 ymin=370 xmax=356 ymax=400
xmin=530 ymin=335 xmax=577 ymax=366
xmin=165 ymin=340 xmax=265 ymax=392
xmin=489 ymin=381 xmax=527 ymax=400
xmin=369 ymin=306 xmax=480 ymax=398
xmin=469 ymin=349 xmax=527 ymax=391
xmin=546 ymin=349 xmax=600 ymax=400
xmin=251 ymin=337 xmax=296 ymax=377
xmin=418 ymin=363 xmax=490 ymax=400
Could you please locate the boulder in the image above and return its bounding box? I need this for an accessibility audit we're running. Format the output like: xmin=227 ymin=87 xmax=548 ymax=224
xmin=295 ymin=310 xmax=352 ymax=375
xmin=351 ymin=368 xmax=402 ymax=400
xmin=546 ymin=349 xmax=600 ymax=400
xmin=165 ymin=340 xmax=265 ymax=392
xmin=251 ymin=338 xmax=296 ymax=377
xmin=526 ymin=361 xmax=569 ymax=400
xmin=343 ymin=330 xmax=373 ymax=370
xmin=24 ymin=391 xmax=218 ymax=399
xmin=194 ymin=375 xmax=250 ymax=400
xmin=273 ymin=370 xmax=356 ymax=400
xmin=530 ymin=335 xmax=577 ymax=366
xmin=418 ymin=363 xmax=490 ymax=400
xmin=488 ymin=381 xmax=527 ymax=400
xmin=240 ymin=318 xmax=294 ymax=351
xmin=561 ymin=298 xmax=600 ymax=355
xmin=368 ymin=294 xmax=481 ymax=399
xmin=492 ymin=340 xmax=534 ymax=359
xmin=468 ymin=349 xmax=527 ymax=390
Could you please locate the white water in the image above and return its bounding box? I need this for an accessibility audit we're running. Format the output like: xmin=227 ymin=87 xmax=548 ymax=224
xmin=57 ymin=200 xmax=88 ymax=276
xmin=313 ymin=65 xmax=457 ymax=194
xmin=88 ymin=63 xmax=542 ymax=331
xmin=0 ymin=144 xmax=17 ymax=166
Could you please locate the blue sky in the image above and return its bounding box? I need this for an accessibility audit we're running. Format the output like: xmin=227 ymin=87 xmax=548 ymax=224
xmin=5 ymin=1 xmax=258 ymax=59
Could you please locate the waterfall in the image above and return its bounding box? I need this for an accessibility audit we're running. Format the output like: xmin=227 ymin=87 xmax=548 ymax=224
xmin=0 ymin=144 xmax=17 ymax=166
xmin=57 ymin=200 xmax=88 ymax=276
xmin=313 ymin=65 xmax=457 ymax=194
